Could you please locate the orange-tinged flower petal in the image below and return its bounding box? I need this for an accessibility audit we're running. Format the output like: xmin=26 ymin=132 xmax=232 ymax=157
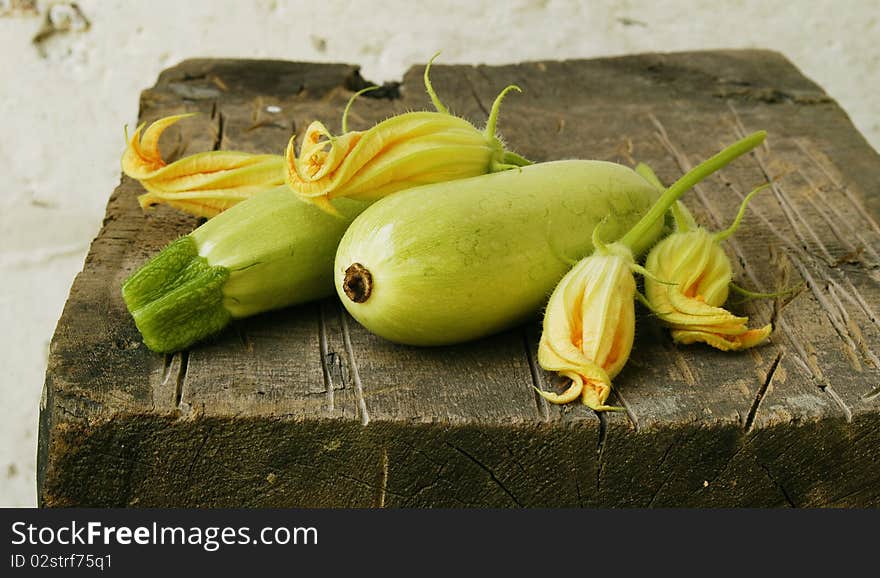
xmin=672 ymin=324 xmax=772 ymax=351
xmin=284 ymin=67 xmax=528 ymax=213
xmin=121 ymin=114 xmax=286 ymax=218
xmin=286 ymin=112 xmax=501 ymax=210
xmin=537 ymin=244 xmax=636 ymax=411
xmin=645 ymin=224 xmax=772 ymax=351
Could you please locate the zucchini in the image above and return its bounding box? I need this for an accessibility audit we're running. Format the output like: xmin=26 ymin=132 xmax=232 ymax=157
xmin=122 ymin=188 xmax=368 ymax=353
xmin=333 ymin=160 xmax=665 ymax=346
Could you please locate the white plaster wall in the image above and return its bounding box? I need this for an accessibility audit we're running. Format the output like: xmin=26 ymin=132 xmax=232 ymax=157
xmin=1 ymin=0 xmax=877 ymax=507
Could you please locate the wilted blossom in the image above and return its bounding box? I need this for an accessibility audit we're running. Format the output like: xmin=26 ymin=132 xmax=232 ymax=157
xmin=644 ymin=187 xmax=772 ymax=351
xmin=122 ymin=113 xmax=286 ymax=218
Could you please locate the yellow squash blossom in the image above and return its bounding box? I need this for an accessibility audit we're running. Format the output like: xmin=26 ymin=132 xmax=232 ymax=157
xmin=122 ymin=113 xmax=286 ymax=218
xmin=644 ymin=185 xmax=772 ymax=351
xmin=536 ymin=131 xmax=767 ymax=410
xmin=538 ymin=241 xmax=636 ymax=411
xmin=285 ymin=55 xmax=529 ymax=215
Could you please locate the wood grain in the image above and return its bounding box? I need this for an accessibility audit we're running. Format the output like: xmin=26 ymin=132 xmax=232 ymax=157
xmin=39 ymin=51 xmax=880 ymax=507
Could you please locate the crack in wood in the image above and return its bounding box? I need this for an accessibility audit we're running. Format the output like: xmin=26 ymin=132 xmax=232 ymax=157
xmin=330 ymin=469 xmax=406 ymax=499
xmin=184 ymin=427 xmax=213 ymax=487
xmin=596 ymin=411 xmax=608 ymax=495
xmin=800 ymin=184 xmax=865 ymax=261
xmin=768 ymin=253 xmax=801 ymax=331
xmin=862 ymin=384 xmax=880 ymax=402
xmin=212 ymin=109 xmax=225 ymax=151
xmin=646 ymin=429 xmax=698 ymax=507
xmin=728 ymin=168 xmax=880 ymax=360
xmin=573 ymin=474 xmax=583 ymax=507
xmin=56 ymin=403 xmax=87 ymax=422
xmin=828 ymin=282 xmax=880 ymax=369
xmin=821 ymin=384 xmax=853 ymax=423
xmin=839 ymin=277 xmax=880 ymax=332
xmin=317 ymin=302 xmax=335 ymax=412
xmin=797 ymin=169 xmax=880 ymax=266
xmin=174 ymin=351 xmax=189 ymax=409
xmin=647 ymin=468 xmax=677 ymax=508
xmin=160 ymin=353 xmax=175 ymax=386
xmin=445 ymin=442 xmax=522 ymax=507
xmin=793 ymin=138 xmax=880 ymax=238
xmin=403 ymin=458 xmax=449 ymax=501
xmin=612 ymin=388 xmax=640 ymax=432
xmin=788 ymin=254 xmax=864 ymax=371
xmin=702 ymin=433 xmax=754 ymax=492
xmin=501 ymin=442 xmax=529 ymax=476
xmin=395 ymin=438 xmax=447 ymax=470
xmin=522 ymin=328 xmax=550 ymax=422
xmin=756 ymin=459 xmax=796 ymax=507
xmin=339 ymin=307 xmax=370 ymax=426
xmin=745 ymin=351 xmax=784 ymax=432
xmin=374 ymin=448 xmax=389 ymax=508
xmin=754 ymin=159 xmax=836 ymax=266
xmin=740 ymin=121 xmax=880 ymax=374
xmin=671 ymin=346 xmax=697 ymax=386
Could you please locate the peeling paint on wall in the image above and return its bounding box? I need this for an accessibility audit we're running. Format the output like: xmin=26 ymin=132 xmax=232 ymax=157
xmin=32 ymin=2 xmax=90 ymax=57
xmin=0 ymin=0 xmax=39 ymax=17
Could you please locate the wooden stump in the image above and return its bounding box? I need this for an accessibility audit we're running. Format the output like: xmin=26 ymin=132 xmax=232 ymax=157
xmin=38 ymin=51 xmax=880 ymax=507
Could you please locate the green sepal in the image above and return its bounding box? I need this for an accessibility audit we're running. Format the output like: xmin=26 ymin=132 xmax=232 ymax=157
xmin=122 ymin=236 xmax=231 ymax=353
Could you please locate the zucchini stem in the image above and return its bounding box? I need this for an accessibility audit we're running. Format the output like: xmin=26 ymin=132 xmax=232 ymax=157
xmin=122 ymin=236 xmax=231 ymax=353
xmin=619 ymin=131 xmax=766 ymax=250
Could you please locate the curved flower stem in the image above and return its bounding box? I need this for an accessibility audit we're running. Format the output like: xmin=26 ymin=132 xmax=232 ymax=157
xmin=424 ymin=52 xmax=449 ymax=114
xmin=484 ymin=84 xmax=522 ymax=141
xmin=619 ymin=130 xmax=767 ymax=250
xmin=341 ymin=86 xmax=380 ymax=133
xmin=714 ymin=182 xmax=770 ymax=242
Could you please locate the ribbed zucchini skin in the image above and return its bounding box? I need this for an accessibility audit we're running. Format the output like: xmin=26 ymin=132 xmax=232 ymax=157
xmin=334 ymin=160 xmax=664 ymax=346
xmin=123 ymin=188 xmax=368 ymax=353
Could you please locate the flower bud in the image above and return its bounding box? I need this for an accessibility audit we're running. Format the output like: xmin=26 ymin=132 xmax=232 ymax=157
xmin=537 ymin=243 xmax=636 ymax=411
xmin=122 ymin=114 xmax=286 ymax=218
xmin=643 ymin=187 xmax=772 ymax=351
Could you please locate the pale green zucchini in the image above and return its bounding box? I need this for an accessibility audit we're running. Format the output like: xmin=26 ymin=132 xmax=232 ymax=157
xmin=333 ymin=160 xmax=665 ymax=346
xmin=122 ymin=187 xmax=368 ymax=353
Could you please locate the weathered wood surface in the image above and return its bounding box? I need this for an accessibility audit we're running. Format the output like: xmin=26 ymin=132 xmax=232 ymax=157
xmin=38 ymin=51 xmax=880 ymax=507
